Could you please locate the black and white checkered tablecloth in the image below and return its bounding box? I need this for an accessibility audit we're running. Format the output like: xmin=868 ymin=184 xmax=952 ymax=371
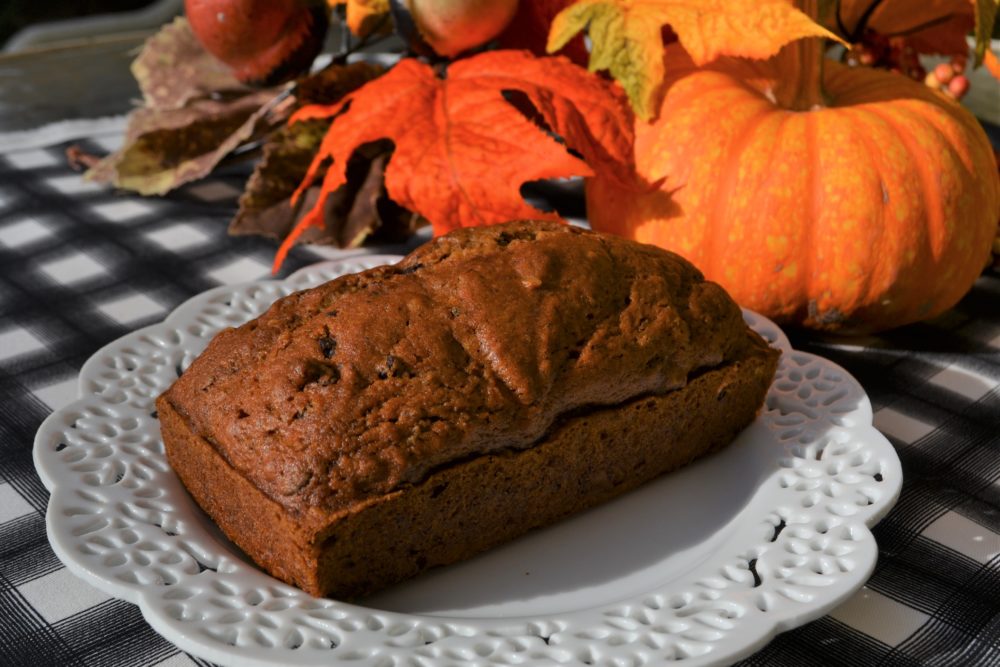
xmin=1 ymin=119 xmax=999 ymax=667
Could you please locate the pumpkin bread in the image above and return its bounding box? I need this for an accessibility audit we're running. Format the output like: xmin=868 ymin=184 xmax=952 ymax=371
xmin=157 ymin=220 xmax=779 ymax=598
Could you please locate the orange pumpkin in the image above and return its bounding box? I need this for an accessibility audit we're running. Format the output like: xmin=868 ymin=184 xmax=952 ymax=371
xmin=587 ymin=40 xmax=1000 ymax=333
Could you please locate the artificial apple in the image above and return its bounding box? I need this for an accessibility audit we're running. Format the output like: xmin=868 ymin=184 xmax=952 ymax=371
xmin=398 ymin=0 xmax=519 ymax=57
xmin=185 ymin=0 xmax=328 ymax=84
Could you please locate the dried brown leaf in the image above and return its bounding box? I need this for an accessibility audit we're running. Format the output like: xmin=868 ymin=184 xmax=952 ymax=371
xmin=229 ymin=61 xmax=407 ymax=248
xmin=87 ymin=89 xmax=283 ymax=195
xmin=132 ymin=17 xmax=248 ymax=110
xmin=229 ymin=118 xmax=331 ymax=241
xmin=232 ymin=133 xmax=423 ymax=249
xmin=294 ymin=60 xmax=386 ymax=107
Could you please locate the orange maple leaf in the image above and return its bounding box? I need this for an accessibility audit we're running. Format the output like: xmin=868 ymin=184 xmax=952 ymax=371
xmin=548 ymin=0 xmax=842 ymax=119
xmin=274 ymin=51 xmax=635 ymax=270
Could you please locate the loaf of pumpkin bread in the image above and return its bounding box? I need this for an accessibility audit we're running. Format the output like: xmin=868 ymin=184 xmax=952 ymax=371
xmin=157 ymin=220 xmax=779 ymax=598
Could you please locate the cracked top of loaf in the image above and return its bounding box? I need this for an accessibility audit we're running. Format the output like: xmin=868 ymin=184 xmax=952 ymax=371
xmin=162 ymin=221 xmax=750 ymax=524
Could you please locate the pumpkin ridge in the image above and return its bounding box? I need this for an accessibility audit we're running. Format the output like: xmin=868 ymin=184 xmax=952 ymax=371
xmin=755 ymin=111 xmax=805 ymax=316
xmin=803 ymin=110 xmax=821 ymax=323
xmin=860 ymin=104 xmax=948 ymax=321
xmin=891 ymin=96 xmax=994 ymax=182
xmin=866 ymin=103 xmax=954 ymax=254
xmin=820 ymin=59 xmax=916 ymax=102
xmin=838 ymin=107 xmax=892 ymax=309
xmin=704 ymin=106 xmax=777 ymax=281
xmin=822 ymin=68 xmax=903 ymax=104
xmin=933 ymin=102 xmax=999 ymax=167
xmin=883 ymin=99 xmax=1000 ymax=273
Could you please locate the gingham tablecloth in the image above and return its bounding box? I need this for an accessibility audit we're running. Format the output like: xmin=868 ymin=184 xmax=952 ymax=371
xmin=1 ymin=118 xmax=999 ymax=667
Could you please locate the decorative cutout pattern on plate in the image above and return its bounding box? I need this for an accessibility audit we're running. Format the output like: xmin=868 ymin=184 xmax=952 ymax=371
xmin=35 ymin=258 xmax=902 ymax=667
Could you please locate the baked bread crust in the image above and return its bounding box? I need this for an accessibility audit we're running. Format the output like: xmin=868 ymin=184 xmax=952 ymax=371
xmin=157 ymin=221 xmax=779 ymax=597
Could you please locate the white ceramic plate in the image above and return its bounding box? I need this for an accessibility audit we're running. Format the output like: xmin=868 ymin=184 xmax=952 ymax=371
xmin=34 ymin=256 xmax=902 ymax=667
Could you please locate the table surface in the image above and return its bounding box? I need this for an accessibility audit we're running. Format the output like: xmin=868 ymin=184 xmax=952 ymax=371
xmin=1 ymin=40 xmax=1000 ymax=667
xmin=0 ymin=36 xmax=145 ymax=131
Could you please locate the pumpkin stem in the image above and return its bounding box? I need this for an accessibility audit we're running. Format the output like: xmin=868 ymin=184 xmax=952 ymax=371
xmin=776 ymin=0 xmax=830 ymax=111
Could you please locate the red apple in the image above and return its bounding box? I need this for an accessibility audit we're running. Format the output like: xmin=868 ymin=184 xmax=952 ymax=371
xmin=185 ymin=0 xmax=328 ymax=85
xmin=403 ymin=0 xmax=518 ymax=57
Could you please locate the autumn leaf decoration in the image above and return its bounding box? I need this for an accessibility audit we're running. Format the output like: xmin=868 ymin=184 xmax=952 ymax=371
xmin=87 ymin=18 xmax=288 ymax=195
xmin=83 ymin=0 xmax=1000 ymax=272
xmin=275 ymin=50 xmax=636 ymax=270
xmin=834 ymin=0 xmax=997 ymax=64
xmin=229 ymin=61 xmax=392 ymax=248
xmin=548 ymin=0 xmax=844 ymax=120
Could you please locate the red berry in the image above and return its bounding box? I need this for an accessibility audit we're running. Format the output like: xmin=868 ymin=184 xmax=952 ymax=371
xmin=933 ymin=63 xmax=954 ymax=84
xmin=947 ymin=75 xmax=970 ymax=99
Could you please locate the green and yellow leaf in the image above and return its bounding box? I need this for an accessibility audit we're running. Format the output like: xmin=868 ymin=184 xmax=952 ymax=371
xmin=548 ymin=0 xmax=842 ymax=119
xmin=974 ymin=0 xmax=1000 ymax=66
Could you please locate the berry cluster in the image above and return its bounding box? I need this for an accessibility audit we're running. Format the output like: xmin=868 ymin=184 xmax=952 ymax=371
xmin=924 ymin=61 xmax=971 ymax=100
xmin=845 ymin=30 xmax=970 ymax=100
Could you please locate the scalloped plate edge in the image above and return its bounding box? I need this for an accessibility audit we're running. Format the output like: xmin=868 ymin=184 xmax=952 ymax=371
xmin=32 ymin=258 xmax=904 ymax=667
